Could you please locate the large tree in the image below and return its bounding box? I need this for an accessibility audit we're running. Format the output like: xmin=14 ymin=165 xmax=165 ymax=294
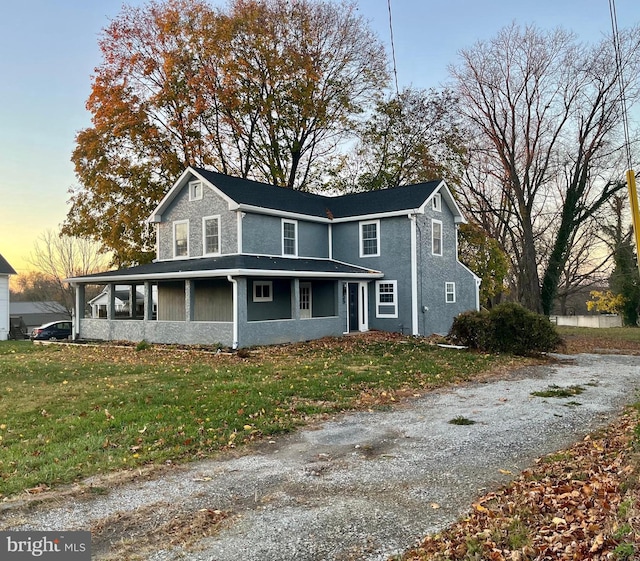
xmin=452 ymin=23 xmax=640 ymax=314
xmin=64 ymin=0 xmax=388 ymax=265
xmin=330 ymin=88 xmax=466 ymax=192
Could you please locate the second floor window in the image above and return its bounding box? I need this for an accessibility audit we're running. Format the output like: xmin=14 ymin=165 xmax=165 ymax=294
xmin=189 ymin=180 xmax=203 ymax=201
xmin=360 ymin=220 xmax=380 ymax=257
xmin=203 ymin=216 xmax=220 ymax=255
xmin=432 ymin=192 xmax=442 ymax=212
xmin=432 ymin=219 xmax=442 ymax=256
xmin=282 ymin=219 xmax=297 ymax=256
xmin=174 ymin=220 xmax=189 ymax=257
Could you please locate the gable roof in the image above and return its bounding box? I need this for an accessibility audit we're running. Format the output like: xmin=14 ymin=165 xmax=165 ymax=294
xmin=149 ymin=167 xmax=466 ymax=223
xmin=0 ymin=253 xmax=16 ymax=275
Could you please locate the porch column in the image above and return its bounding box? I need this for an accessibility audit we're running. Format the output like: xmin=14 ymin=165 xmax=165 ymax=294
xmin=129 ymin=284 xmax=137 ymax=319
xmin=292 ymin=279 xmax=300 ymax=320
xmin=143 ymin=282 xmax=153 ymax=321
xmin=106 ymin=284 xmax=115 ymax=320
xmin=75 ymin=284 xmax=85 ymax=320
xmin=74 ymin=284 xmax=85 ymax=340
xmin=185 ymin=280 xmax=194 ymax=322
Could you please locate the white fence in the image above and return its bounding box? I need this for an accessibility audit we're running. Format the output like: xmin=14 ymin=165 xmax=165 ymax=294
xmin=550 ymin=315 xmax=622 ymax=328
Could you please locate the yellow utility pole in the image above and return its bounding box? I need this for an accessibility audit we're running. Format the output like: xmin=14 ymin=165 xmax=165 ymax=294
xmin=627 ymin=169 xmax=640 ymax=275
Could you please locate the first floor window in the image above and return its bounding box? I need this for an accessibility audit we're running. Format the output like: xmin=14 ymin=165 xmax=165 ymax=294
xmin=445 ymin=282 xmax=456 ymax=303
xmin=174 ymin=220 xmax=189 ymax=257
xmin=203 ymin=216 xmax=220 ymax=255
xmin=253 ymin=281 xmax=273 ymax=302
xmin=360 ymin=220 xmax=380 ymax=257
xmin=376 ymin=280 xmax=398 ymax=318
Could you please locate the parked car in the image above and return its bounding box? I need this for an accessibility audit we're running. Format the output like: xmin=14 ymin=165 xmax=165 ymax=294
xmin=30 ymin=321 xmax=72 ymax=341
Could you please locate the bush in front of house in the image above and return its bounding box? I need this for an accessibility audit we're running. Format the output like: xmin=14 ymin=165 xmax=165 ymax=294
xmin=448 ymin=302 xmax=562 ymax=355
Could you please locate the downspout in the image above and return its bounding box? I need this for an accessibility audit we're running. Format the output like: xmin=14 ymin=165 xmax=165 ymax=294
xmin=227 ymin=275 xmax=239 ymax=349
xmin=409 ymin=213 xmax=419 ymax=335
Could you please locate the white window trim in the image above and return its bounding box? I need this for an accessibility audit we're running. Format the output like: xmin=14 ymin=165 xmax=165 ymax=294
xmin=376 ymin=280 xmax=398 ymax=318
xmin=282 ymin=219 xmax=298 ymax=257
xmin=189 ymin=180 xmax=203 ymax=201
xmin=432 ymin=219 xmax=443 ymax=256
xmin=432 ymin=192 xmax=442 ymax=212
xmin=445 ymin=282 xmax=456 ymax=303
xmin=202 ymin=215 xmax=221 ymax=256
xmin=253 ymin=281 xmax=273 ymax=302
xmin=360 ymin=219 xmax=380 ymax=258
xmin=173 ymin=219 xmax=189 ymax=259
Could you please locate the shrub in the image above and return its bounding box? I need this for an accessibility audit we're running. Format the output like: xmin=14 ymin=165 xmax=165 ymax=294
xmin=448 ymin=309 xmax=490 ymax=350
xmin=449 ymin=302 xmax=562 ymax=356
xmin=135 ymin=340 xmax=151 ymax=352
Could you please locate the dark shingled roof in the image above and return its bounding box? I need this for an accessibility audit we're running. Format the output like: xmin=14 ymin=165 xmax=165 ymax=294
xmin=192 ymin=167 xmax=442 ymax=219
xmin=68 ymin=255 xmax=382 ymax=283
xmin=0 ymin=254 xmax=16 ymax=275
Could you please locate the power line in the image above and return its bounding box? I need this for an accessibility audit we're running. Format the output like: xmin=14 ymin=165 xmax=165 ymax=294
xmin=608 ymin=0 xmax=632 ymax=171
xmin=387 ymin=0 xmax=399 ymax=96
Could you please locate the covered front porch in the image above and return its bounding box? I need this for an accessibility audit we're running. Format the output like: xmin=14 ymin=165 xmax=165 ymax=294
xmin=68 ymin=255 xmax=383 ymax=348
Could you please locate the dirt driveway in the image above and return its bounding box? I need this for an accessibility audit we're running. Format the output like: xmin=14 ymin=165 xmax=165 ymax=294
xmin=2 ymin=352 xmax=640 ymax=560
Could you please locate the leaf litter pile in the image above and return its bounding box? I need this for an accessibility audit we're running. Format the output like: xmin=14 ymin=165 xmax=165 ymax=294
xmin=403 ymin=408 xmax=640 ymax=561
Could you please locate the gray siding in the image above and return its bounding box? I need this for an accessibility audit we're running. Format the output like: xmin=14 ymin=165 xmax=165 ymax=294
xmin=242 ymin=213 xmax=282 ymax=255
xmin=79 ymin=318 xmax=233 ymax=347
xmin=311 ymin=280 xmax=336 ymax=317
xmin=415 ymin=203 xmax=478 ymax=335
xmin=242 ymin=213 xmax=329 ymax=257
xmin=299 ymin=222 xmax=329 ymax=258
xmin=247 ymin=279 xmax=292 ymax=321
xmin=333 ymin=216 xmax=413 ymax=334
xmin=332 ymin=207 xmax=478 ymax=337
xmin=157 ymin=175 xmax=238 ymax=260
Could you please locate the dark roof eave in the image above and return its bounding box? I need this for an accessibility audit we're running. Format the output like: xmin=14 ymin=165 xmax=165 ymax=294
xmin=67 ymin=268 xmax=383 ymax=284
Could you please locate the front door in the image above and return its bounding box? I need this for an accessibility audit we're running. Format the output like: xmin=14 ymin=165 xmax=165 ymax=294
xmin=300 ymin=282 xmax=311 ymax=319
xmin=347 ymin=282 xmax=368 ymax=332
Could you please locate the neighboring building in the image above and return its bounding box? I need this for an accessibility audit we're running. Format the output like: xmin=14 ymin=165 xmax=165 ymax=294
xmin=88 ymin=286 xmax=155 ymax=318
xmin=67 ymin=167 xmax=480 ymax=348
xmin=9 ymin=301 xmax=69 ymax=335
xmin=0 ymin=253 xmax=17 ymax=341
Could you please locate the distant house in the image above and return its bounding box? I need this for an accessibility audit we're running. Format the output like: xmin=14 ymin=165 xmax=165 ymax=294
xmin=67 ymin=167 xmax=480 ymax=348
xmin=0 ymin=253 xmax=17 ymax=341
xmin=9 ymin=301 xmax=69 ymax=335
xmin=88 ymin=285 xmax=156 ymax=318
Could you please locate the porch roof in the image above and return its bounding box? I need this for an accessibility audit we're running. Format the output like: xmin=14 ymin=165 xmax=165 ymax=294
xmin=67 ymin=255 xmax=383 ymax=284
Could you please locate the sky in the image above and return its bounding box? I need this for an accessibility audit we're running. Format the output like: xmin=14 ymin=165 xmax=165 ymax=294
xmin=1 ymin=0 xmax=639 ymax=275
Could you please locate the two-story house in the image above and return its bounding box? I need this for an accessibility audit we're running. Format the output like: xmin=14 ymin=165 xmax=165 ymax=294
xmin=67 ymin=167 xmax=480 ymax=348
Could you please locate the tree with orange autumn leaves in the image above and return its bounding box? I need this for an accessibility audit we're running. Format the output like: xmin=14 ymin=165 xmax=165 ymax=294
xmin=64 ymin=0 xmax=388 ymax=265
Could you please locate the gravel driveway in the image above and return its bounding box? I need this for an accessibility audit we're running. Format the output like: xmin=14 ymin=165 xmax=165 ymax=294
xmin=2 ymin=352 xmax=640 ymax=560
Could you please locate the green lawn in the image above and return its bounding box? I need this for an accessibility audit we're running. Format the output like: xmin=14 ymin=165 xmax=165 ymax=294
xmin=0 ymin=335 xmax=518 ymax=498
xmin=557 ymin=325 xmax=640 ymax=343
